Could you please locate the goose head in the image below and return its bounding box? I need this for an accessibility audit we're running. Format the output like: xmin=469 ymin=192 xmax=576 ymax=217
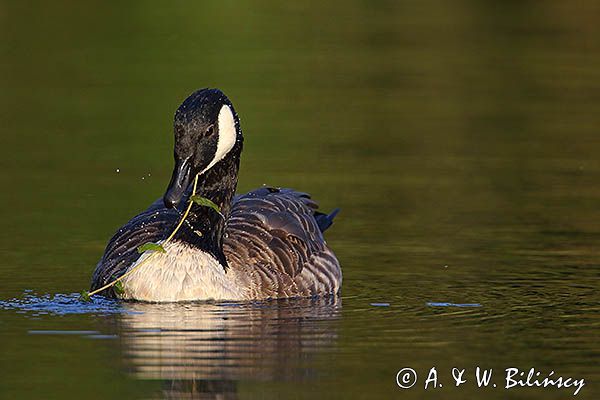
xmin=164 ymin=89 xmax=242 ymax=208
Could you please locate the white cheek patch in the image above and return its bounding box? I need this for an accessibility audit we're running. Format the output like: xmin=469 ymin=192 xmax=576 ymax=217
xmin=200 ymin=105 xmax=237 ymax=175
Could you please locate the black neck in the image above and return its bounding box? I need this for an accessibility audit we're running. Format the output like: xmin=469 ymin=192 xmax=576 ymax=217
xmin=175 ymin=142 xmax=242 ymax=267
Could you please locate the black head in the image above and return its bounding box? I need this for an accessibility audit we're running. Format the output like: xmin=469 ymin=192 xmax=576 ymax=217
xmin=164 ymin=89 xmax=242 ymax=208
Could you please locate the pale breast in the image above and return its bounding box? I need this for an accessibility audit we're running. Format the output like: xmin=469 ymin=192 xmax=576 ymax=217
xmin=120 ymin=241 xmax=250 ymax=302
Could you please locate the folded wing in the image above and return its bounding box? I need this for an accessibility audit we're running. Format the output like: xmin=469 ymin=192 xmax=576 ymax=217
xmin=224 ymin=187 xmax=342 ymax=298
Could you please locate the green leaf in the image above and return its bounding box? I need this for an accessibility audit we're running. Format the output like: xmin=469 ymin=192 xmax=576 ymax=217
xmin=190 ymin=195 xmax=222 ymax=215
xmin=114 ymin=280 xmax=125 ymax=295
xmin=137 ymin=242 xmax=166 ymax=254
xmin=80 ymin=291 xmax=91 ymax=302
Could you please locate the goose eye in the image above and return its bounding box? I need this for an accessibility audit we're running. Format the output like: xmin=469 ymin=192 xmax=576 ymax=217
xmin=205 ymin=125 xmax=215 ymax=137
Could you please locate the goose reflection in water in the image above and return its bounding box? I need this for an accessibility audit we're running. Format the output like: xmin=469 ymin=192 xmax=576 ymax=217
xmin=118 ymin=296 xmax=341 ymax=399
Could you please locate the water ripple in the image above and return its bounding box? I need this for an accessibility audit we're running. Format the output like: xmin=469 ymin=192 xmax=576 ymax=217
xmin=0 ymin=292 xmax=125 ymax=316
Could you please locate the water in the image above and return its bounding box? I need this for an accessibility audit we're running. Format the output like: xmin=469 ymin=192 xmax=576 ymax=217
xmin=1 ymin=1 xmax=599 ymax=399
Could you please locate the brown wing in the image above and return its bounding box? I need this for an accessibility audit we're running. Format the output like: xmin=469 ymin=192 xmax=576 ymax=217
xmin=224 ymin=187 xmax=342 ymax=299
xmin=90 ymin=206 xmax=180 ymax=295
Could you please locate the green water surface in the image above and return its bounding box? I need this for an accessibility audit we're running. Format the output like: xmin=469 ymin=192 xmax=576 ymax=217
xmin=1 ymin=1 xmax=599 ymax=399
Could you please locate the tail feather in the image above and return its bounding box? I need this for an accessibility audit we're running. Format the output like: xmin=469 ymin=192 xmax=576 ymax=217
xmin=314 ymin=208 xmax=340 ymax=232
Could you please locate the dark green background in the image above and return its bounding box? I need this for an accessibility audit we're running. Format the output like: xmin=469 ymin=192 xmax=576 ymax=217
xmin=1 ymin=1 xmax=598 ymax=399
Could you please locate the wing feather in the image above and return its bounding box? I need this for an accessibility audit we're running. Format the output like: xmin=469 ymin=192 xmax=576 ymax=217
xmin=224 ymin=187 xmax=341 ymax=298
xmin=91 ymin=207 xmax=179 ymax=292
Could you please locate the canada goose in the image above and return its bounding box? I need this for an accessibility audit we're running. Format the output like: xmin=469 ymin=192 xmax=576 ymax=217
xmin=91 ymin=88 xmax=341 ymax=302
